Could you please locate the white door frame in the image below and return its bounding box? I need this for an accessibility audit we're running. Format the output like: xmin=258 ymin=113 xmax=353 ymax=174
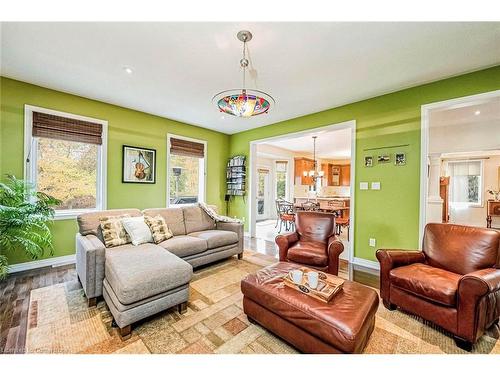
xmin=255 ymin=166 xmax=272 ymax=221
xmin=419 ymin=89 xmax=500 ymax=245
xmin=249 ymin=120 xmax=356 ymax=264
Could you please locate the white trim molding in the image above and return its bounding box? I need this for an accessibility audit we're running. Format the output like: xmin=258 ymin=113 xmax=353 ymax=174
xmin=23 ymin=104 xmax=108 ymax=220
xmin=249 ymin=120 xmax=357 ymax=265
xmin=166 ymin=133 xmax=208 ymax=208
xmin=419 ymin=89 xmax=500 ymax=245
xmin=7 ymin=254 xmax=76 ymax=274
xmin=352 ymin=257 xmax=380 ymax=272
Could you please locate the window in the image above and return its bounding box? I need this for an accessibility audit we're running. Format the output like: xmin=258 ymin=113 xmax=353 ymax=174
xmin=448 ymin=160 xmax=483 ymax=207
xmin=168 ymin=135 xmax=206 ymax=206
xmin=275 ymin=161 xmax=288 ymax=200
xmin=24 ymin=106 xmax=107 ymax=219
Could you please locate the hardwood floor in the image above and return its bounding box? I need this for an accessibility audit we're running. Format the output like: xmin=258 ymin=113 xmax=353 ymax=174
xmin=0 ymin=264 xmax=76 ymax=354
xmin=0 ymin=237 xmax=379 ymax=354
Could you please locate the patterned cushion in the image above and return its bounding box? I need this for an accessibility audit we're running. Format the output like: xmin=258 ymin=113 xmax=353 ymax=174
xmin=99 ymin=214 xmax=131 ymax=248
xmin=144 ymin=215 xmax=173 ymax=244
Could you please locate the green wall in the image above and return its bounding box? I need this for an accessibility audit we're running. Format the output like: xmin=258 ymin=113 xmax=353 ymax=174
xmin=2 ymin=66 xmax=500 ymax=266
xmin=0 ymin=77 xmax=230 ymax=265
xmin=229 ymin=66 xmax=500 ymax=262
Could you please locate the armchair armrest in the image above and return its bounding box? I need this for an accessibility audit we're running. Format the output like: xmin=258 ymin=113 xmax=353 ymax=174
xmin=75 ymin=233 xmax=106 ymax=300
xmin=327 ymin=235 xmax=344 ymax=275
xmin=459 ymin=268 xmax=500 ymax=296
xmin=216 ymin=221 xmax=244 ymax=254
xmin=275 ymin=232 xmax=299 ymax=261
xmin=375 ymin=249 xmax=425 ymax=302
xmin=457 ymin=268 xmax=500 ymax=343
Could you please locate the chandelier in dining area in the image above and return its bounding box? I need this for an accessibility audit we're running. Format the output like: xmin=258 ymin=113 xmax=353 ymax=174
xmin=304 ymin=136 xmax=324 ymax=183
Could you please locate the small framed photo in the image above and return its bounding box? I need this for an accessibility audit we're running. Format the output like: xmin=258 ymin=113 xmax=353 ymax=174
xmin=395 ymin=152 xmax=406 ymax=166
xmin=364 ymin=156 xmax=373 ymax=167
xmin=377 ymin=154 xmax=390 ymax=163
xmin=122 ymin=145 xmax=156 ymax=183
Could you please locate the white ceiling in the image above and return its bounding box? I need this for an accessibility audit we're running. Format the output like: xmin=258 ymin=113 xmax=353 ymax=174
xmin=264 ymin=127 xmax=352 ymax=159
xmin=429 ymin=97 xmax=500 ymax=128
xmin=1 ymin=22 xmax=499 ymax=135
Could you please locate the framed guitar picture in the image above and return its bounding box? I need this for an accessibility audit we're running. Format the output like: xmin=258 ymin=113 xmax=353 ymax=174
xmin=122 ymin=145 xmax=156 ymax=183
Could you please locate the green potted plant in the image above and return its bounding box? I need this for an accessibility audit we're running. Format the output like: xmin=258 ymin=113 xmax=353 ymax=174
xmin=0 ymin=175 xmax=61 ymax=280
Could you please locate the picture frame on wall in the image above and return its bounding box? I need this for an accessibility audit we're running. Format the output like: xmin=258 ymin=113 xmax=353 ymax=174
xmin=395 ymin=152 xmax=406 ymax=166
xmin=377 ymin=154 xmax=390 ymax=163
xmin=122 ymin=145 xmax=156 ymax=183
xmin=364 ymin=156 xmax=373 ymax=167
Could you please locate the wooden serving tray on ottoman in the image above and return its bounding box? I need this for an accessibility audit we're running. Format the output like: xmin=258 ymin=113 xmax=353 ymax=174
xmin=283 ymin=266 xmax=344 ymax=303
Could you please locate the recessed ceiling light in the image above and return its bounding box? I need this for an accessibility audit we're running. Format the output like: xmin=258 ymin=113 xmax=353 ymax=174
xmin=123 ymin=67 xmax=133 ymax=74
xmin=474 ymin=110 xmax=481 ymax=115
xmin=221 ymin=116 xmax=225 ymax=120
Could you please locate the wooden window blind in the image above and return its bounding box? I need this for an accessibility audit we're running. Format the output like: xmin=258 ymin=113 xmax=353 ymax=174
xmin=170 ymin=137 xmax=205 ymax=158
xmin=32 ymin=111 xmax=103 ymax=145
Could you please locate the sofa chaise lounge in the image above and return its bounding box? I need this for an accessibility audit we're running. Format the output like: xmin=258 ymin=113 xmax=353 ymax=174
xmin=75 ymin=205 xmax=243 ymax=338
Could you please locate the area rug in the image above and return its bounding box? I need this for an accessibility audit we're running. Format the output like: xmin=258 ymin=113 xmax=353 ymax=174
xmin=25 ymin=250 xmax=500 ymax=354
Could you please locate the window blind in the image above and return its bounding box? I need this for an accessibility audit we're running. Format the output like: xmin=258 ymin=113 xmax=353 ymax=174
xmin=170 ymin=137 xmax=205 ymax=158
xmin=32 ymin=112 xmax=103 ymax=145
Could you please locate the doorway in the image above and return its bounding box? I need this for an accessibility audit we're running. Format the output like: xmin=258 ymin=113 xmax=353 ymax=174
xmin=256 ymin=167 xmax=271 ymax=221
xmin=420 ymin=90 xmax=500 ymax=240
xmin=249 ymin=120 xmax=356 ymax=264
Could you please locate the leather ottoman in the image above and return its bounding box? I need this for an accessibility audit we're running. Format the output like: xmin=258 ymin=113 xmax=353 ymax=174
xmin=241 ymin=262 xmax=379 ymax=353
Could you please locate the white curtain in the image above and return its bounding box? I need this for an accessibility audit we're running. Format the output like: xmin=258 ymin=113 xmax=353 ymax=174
xmin=448 ymin=160 xmax=481 ymax=205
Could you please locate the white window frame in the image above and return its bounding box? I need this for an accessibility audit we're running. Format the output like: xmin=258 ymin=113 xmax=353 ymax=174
xmin=24 ymin=105 xmax=108 ymax=220
xmin=446 ymin=159 xmax=484 ymax=208
xmin=166 ymin=133 xmax=207 ymax=207
xmin=274 ymin=160 xmax=289 ymax=201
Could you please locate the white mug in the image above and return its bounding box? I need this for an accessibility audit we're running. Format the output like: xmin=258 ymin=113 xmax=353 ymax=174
xmin=307 ymin=271 xmax=319 ymax=289
xmin=289 ymin=270 xmax=303 ymax=284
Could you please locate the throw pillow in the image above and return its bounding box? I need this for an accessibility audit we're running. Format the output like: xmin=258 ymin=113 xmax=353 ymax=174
xmin=99 ymin=214 xmax=131 ymax=248
xmin=144 ymin=215 xmax=173 ymax=244
xmin=121 ymin=216 xmax=154 ymax=246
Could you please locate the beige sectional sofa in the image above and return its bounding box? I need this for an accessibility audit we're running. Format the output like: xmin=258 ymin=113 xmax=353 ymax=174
xmin=75 ymin=205 xmax=243 ymax=338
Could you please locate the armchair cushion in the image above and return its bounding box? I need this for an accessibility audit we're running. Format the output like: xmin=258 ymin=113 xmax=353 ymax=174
xmin=390 ymin=263 xmax=461 ymax=307
xmin=287 ymin=241 xmax=328 ymax=267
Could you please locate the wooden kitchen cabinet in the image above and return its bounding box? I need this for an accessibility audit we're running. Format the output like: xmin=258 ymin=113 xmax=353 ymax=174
xmin=294 ymin=157 xmax=315 ymax=185
xmin=340 ymin=165 xmax=350 ymax=186
xmin=331 ymin=165 xmax=341 ymax=186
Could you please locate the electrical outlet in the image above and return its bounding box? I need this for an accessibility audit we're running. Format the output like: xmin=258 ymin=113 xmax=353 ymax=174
xmin=360 ymin=182 xmax=369 ymax=190
xmin=369 ymin=238 xmax=376 ymax=247
xmin=371 ymin=182 xmax=381 ymax=190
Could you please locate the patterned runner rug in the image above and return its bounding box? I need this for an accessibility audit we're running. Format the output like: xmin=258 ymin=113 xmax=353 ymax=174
xmin=25 ymin=250 xmax=499 ymax=354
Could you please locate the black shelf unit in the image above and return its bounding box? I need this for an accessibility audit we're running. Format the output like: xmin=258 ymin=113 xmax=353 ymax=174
xmin=226 ymin=155 xmax=246 ymax=196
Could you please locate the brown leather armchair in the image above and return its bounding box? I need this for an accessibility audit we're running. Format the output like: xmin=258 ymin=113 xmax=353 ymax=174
xmin=275 ymin=211 xmax=344 ymax=275
xmin=376 ymin=223 xmax=500 ymax=351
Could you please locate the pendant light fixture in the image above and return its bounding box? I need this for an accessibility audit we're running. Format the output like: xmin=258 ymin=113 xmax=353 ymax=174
xmin=212 ymin=30 xmax=275 ymax=117
xmin=303 ymin=136 xmax=325 ymax=184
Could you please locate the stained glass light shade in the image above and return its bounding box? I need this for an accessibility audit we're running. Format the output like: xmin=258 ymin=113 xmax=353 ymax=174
xmin=214 ymin=89 xmax=273 ymax=117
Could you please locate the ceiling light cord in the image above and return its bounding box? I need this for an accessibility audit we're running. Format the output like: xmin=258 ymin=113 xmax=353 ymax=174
xmin=240 ymin=39 xmax=248 ymax=91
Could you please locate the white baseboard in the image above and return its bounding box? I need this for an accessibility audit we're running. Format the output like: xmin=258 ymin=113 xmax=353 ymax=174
xmin=8 ymin=254 xmax=76 ymax=274
xmin=352 ymin=257 xmax=380 ymax=272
